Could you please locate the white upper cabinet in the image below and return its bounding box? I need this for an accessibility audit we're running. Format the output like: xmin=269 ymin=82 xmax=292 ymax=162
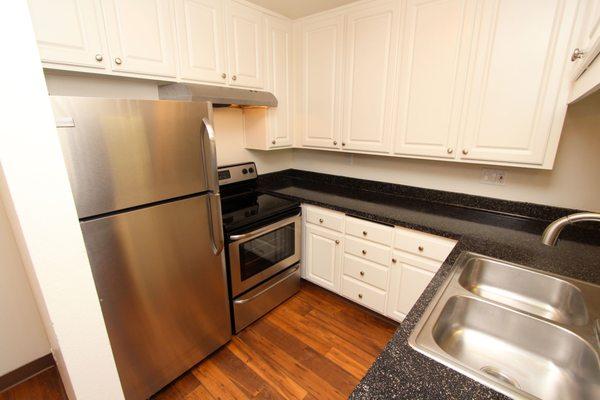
xmin=101 ymin=0 xmax=177 ymax=78
xmin=459 ymin=0 xmax=580 ymax=166
xmin=298 ymin=15 xmax=345 ymax=149
xmin=226 ymin=1 xmax=265 ymax=88
xmin=341 ymin=0 xmax=400 ymax=153
xmin=28 ymin=0 xmax=107 ymax=69
xmin=569 ymin=0 xmax=600 ymax=102
xmin=174 ymin=0 xmax=228 ymax=84
xmin=266 ymin=16 xmax=293 ymax=148
xmin=393 ymin=0 xmax=475 ymax=159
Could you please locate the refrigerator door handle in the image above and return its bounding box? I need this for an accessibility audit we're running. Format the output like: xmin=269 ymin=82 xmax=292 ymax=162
xmin=207 ymin=193 xmax=225 ymax=255
xmin=202 ymin=117 xmax=220 ymax=194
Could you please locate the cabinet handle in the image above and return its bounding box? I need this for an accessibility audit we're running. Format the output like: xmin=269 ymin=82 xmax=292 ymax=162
xmin=392 ymin=258 xmax=397 ymax=263
xmin=232 ymin=75 xmax=237 ymax=81
xmin=114 ymin=57 xmax=122 ymax=65
xmin=272 ymin=140 xmax=276 ymax=145
xmin=342 ymin=142 xmax=346 ymax=146
xmin=95 ymin=54 xmax=103 ymax=62
xmin=221 ymin=72 xmax=227 ymax=79
xmin=447 ymin=148 xmax=453 ymax=154
xmin=362 ymin=230 xmax=367 ymax=236
xmin=335 ymin=240 xmax=340 ymax=245
xmin=319 ymin=218 xmax=323 ymax=223
xmin=362 ymin=250 xmax=367 ymax=255
xmin=571 ymin=48 xmax=585 ymax=62
xmin=462 ymin=149 xmax=469 ymax=155
xmin=359 ymin=271 xmax=365 ymax=276
xmin=358 ymin=294 xmax=363 ymax=299
xmin=333 ymin=141 xmax=338 ymax=146
xmin=418 ymin=245 xmax=424 ymax=252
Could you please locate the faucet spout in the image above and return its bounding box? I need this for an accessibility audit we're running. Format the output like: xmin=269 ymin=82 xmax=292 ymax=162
xmin=541 ymin=212 xmax=600 ymax=246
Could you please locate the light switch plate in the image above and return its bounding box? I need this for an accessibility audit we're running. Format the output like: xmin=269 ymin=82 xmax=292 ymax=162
xmin=481 ymin=168 xmax=506 ymax=185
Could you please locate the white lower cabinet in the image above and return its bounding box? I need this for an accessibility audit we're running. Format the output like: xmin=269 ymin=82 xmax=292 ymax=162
xmin=302 ymin=204 xmax=456 ymax=322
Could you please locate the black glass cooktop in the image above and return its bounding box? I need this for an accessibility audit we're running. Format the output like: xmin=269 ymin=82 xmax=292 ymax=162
xmin=220 ymin=191 xmax=299 ymax=233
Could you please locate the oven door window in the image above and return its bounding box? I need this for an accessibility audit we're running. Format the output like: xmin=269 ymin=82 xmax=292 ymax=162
xmin=239 ymin=222 xmax=295 ymax=281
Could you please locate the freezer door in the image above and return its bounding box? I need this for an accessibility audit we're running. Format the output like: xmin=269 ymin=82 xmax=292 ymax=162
xmin=51 ymin=97 xmax=218 ymax=218
xmin=80 ymin=195 xmax=230 ymax=400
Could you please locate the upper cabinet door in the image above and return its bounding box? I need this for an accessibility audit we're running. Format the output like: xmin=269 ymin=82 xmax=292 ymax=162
xmin=28 ymin=0 xmax=107 ymax=69
xmin=174 ymin=0 xmax=228 ymax=84
xmin=393 ymin=0 xmax=475 ymax=159
xmin=226 ymin=1 xmax=265 ymax=88
xmin=266 ymin=16 xmax=293 ymax=148
xmin=460 ymin=0 xmax=579 ymax=165
xmin=571 ymin=0 xmax=600 ymax=80
xmin=101 ymin=0 xmax=177 ymax=78
xmin=341 ymin=0 xmax=400 ymax=153
xmin=299 ymin=15 xmax=345 ymax=149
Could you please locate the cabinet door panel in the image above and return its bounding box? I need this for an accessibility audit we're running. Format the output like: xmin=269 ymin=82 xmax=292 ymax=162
xmin=387 ymin=260 xmax=434 ymax=322
xmin=102 ymin=0 xmax=177 ymax=77
xmin=28 ymin=0 xmax=107 ymax=69
xmin=305 ymin=225 xmax=342 ymax=292
xmin=342 ymin=0 xmax=400 ymax=153
xmin=227 ymin=1 xmax=265 ymax=88
xmin=299 ymin=15 xmax=345 ymax=149
xmin=394 ymin=0 xmax=474 ymax=158
xmin=460 ymin=0 xmax=579 ymax=165
xmin=266 ymin=17 xmax=292 ymax=148
xmin=175 ymin=0 xmax=228 ymax=84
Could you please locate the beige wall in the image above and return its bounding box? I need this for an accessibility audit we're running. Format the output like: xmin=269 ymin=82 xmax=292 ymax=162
xmin=0 ymin=194 xmax=49 ymax=376
xmin=292 ymin=90 xmax=600 ymax=212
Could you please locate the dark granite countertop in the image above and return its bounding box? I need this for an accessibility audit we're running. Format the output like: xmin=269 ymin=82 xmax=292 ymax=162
xmin=257 ymin=169 xmax=600 ymax=399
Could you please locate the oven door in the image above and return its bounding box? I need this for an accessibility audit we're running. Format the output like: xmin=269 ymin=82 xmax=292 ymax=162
xmin=228 ymin=212 xmax=301 ymax=297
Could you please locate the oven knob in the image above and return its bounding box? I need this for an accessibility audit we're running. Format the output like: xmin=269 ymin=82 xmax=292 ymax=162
xmin=242 ymin=168 xmax=248 ymax=174
xmin=249 ymin=167 xmax=255 ymax=173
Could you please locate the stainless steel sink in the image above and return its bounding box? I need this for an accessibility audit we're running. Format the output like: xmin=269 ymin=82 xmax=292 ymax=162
xmin=409 ymin=252 xmax=600 ymax=400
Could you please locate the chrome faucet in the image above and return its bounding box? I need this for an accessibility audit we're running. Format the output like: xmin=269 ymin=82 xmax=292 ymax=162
xmin=541 ymin=212 xmax=600 ymax=246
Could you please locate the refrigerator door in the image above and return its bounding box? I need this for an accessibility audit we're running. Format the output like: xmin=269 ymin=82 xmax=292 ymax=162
xmin=51 ymin=97 xmax=219 ymax=218
xmin=80 ymin=195 xmax=231 ymax=400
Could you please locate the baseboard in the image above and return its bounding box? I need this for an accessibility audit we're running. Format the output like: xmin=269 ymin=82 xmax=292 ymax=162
xmin=0 ymin=353 xmax=55 ymax=393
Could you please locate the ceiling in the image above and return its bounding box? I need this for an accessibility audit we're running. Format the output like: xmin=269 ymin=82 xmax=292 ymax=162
xmin=246 ymin=0 xmax=359 ymax=19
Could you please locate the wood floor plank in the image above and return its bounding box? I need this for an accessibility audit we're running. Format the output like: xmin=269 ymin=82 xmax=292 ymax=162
xmin=4 ymin=281 xmax=396 ymax=400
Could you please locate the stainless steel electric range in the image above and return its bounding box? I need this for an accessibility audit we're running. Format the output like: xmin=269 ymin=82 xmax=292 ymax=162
xmin=218 ymin=162 xmax=301 ymax=333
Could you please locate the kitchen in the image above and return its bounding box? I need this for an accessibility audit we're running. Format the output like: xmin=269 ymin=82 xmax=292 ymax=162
xmin=1 ymin=0 xmax=600 ymax=399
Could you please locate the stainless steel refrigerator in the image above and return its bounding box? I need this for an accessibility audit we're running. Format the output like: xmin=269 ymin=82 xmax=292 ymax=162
xmin=51 ymin=97 xmax=231 ymax=399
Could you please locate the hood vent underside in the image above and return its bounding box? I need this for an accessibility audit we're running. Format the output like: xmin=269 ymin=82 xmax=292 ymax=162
xmin=158 ymin=82 xmax=277 ymax=108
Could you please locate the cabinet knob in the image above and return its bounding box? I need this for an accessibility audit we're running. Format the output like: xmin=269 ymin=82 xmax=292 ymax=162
xmin=114 ymin=57 xmax=122 ymax=65
xmin=272 ymin=140 xmax=276 ymax=145
xmin=333 ymin=141 xmax=338 ymax=146
xmin=335 ymin=240 xmax=340 ymax=245
xmin=571 ymin=48 xmax=585 ymax=62
xmin=232 ymin=75 xmax=237 ymax=81
xmin=358 ymin=294 xmax=363 ymax=299
xmin=95 ymin=54 xmax=103 ymax=62
xmin=462 ymin=149 xmax=469 ymax=155
xmin=362 ymin=230 xmax=367 ymax=236
xmin=418 ymin=245 xmax=424 ymax=252
xmin=342 ymin=142 xmax=346 ymax=146
xmin=360 ymin=271 xmax=365 ymax=276
xmin=319 ymin=218 xmax=323 ymax=223
xmin=362 ymin=250 xmax=367 ymax=255
xmin=392 ymin=258 xmax=397 ymax=263
xmin=221 ymin=72 xmax=227 ymax=79
xmin=447 ymin=148 xmax=453 ymax=154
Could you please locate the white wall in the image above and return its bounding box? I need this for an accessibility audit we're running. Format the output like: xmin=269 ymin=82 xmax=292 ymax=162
xmin=292 ymin=90 xmax=600 ymax=212
xmin=0 ymin=194 xmax=49 ymax=376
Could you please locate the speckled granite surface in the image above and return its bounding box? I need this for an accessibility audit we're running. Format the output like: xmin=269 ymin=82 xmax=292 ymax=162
xmin=257 ymin=169 xmax=600 ymax=400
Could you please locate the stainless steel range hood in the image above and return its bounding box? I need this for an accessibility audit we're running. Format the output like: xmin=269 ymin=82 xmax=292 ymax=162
xmin=158 ymin=82 xmax=277 ymax=107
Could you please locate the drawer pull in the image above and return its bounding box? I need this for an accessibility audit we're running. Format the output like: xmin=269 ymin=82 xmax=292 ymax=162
xmin=362 ymin=250 xmax=367 ymax=255
xmin=362 ymin=230 xmax=368 ymax=236
xmin=392 ymin=258 xmax=397 ymax=263
xmin=360 ymin=271 xmax=365 ymax=276
xmin=358 ymin=294 xmax=363 ymax=299
xmin=418 ymin=245 xmax=424 ymax=252
xmin=319 ymin=218 xmax=324 ymax=223
xmin=335 ymin=240 xmax=340 ymax=245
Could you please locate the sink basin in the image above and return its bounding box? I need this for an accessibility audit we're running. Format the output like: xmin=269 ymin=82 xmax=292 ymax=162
xmin=409 ymin=252 xmax=600 ymax=400
xmin=458 ymin=257 xmax=589 ymax=325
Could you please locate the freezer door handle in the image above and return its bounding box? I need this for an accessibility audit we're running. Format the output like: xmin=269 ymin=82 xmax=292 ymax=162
xmin=202 ymin=117 xmax=219 ymax=194
xmin=208 ymin=193 xmax=224 ymax=255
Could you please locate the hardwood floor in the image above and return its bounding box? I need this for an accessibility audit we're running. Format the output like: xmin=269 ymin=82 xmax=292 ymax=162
xmin=0 ymin=281 xmax=397 ymax=400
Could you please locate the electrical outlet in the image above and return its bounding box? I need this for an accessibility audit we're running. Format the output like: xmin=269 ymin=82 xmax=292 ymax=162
xmin=481 ymin=168 xmax=506 ymax=185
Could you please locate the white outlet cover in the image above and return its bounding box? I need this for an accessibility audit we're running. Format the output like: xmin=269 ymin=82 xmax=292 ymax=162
xmin=481 ymin=168 xmax=506 ymax=185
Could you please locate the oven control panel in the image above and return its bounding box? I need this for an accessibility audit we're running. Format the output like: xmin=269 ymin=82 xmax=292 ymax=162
xmin=218 ymin=162 xmax=258 ymax=186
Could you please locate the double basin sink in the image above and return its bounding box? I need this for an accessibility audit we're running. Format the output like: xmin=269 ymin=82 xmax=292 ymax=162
xmin=409 ymin=252 xmax=600 ymax=399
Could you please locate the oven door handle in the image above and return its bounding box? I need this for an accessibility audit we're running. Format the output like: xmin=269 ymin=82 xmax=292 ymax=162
xmin=228 ymin=212 xmax=301 ymax=242
xmin=233 ymin=265 xmax=300 ymax=305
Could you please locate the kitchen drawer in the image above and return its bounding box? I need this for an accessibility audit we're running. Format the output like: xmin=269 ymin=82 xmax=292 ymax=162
xmin=394 ymin=227 xmax=456 ymax=262
xmin=343 ymin=254 xmax=389 ymax=291
xmin=342 ymin=276 xmax=386 ymax=313
xmin=305 ymin=205 xmax=344 ymax=232
xmin=345 ymin=216 xmax=394 ymax=246
xmin=345 ymin=236 xmax=391 ymax=267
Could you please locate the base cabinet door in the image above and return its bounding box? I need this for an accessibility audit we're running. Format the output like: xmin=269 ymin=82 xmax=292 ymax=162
xmin=387 ymin=260 xmax=434 ymax=322
xmin=174 ymin=0 xmax=228 ymax=84
xmin=101 ymin=0 xmax=177 ymax=77
xmin=28 ymin=0 xmax=107 ymax=70
xmin=304 ymin=224 xmax=342 ymax=292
